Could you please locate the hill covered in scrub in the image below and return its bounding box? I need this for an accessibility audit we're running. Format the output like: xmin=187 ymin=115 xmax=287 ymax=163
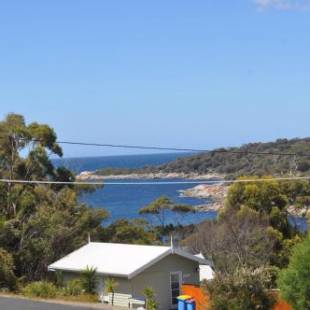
xmin=93 ymin=138 xmax=310 ymax=178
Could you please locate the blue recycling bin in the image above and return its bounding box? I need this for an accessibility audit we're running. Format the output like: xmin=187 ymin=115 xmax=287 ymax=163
xmin=177 ymin=295 xmax=191 ymax=310
xmin=185 ymin=298 xmax=196 ymax=310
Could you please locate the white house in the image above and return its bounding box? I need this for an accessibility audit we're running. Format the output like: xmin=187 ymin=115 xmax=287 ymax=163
xmin=48 ymin=242 xmax=211 ymax=309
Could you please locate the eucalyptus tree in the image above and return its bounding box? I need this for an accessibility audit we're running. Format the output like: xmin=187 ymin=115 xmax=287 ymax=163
xmin=139 ymin=196 xmax=173 ymax=228
xmin=0 ymin=113 xmax=108 ymax=281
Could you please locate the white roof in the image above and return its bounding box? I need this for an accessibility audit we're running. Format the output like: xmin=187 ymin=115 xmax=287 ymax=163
xmin=48 ymin=242 xmax=210 ymax=279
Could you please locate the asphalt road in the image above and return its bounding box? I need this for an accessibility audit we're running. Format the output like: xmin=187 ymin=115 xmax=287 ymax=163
xmin=0 ymin=296 xmax=117 ymax=310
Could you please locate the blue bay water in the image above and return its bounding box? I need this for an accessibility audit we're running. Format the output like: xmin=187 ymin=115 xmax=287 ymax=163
xmin=54 ymin=153 xmax=216 ymax=225
xmin=53 ymin=153 xmax=192 ymax=174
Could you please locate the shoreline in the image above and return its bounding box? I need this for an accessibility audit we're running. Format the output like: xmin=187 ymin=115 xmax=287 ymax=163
xmin=76 ymin=171 xmax=225 ymax=181
xmin=76 ymin=170 xmax=227 ymax=213
xmin=76 ymin=171 xmax=309 ymax=218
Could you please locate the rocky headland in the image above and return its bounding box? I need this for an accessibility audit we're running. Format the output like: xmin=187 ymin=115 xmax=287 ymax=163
xmin=179 ymin=183 xmax=228 ymax=212
xmin=76 ymin=170 xmax=224 ymax=181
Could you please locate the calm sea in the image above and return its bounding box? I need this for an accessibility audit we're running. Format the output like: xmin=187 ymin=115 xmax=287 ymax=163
xmin=54 ymin=153 xmax=217 ymax=225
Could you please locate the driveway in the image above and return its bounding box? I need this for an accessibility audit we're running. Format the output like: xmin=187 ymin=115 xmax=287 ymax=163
xmin=0 ymin=295 xmax=124 ymax=310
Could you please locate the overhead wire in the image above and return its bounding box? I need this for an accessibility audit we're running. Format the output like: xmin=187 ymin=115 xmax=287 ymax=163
xmin=0 ymin=176 xmax=310 ymax=186
xmin=1 ymin=136 xmax=310 ymax=157
xmin=0 ymin=136 xmax=310 ymax=186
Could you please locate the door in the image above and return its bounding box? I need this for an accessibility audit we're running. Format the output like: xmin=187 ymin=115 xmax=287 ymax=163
xmin=170 ymin=271 xmax=182 ymax=308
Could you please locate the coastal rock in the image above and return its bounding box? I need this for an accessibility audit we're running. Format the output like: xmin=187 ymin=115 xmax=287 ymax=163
xmin=76 ymin=171 xmax=224 ymax=181
xmin=180 ymin=183 xmax=228 ymax=213
xmin=180 ymin=183 xmax=228 ymax=200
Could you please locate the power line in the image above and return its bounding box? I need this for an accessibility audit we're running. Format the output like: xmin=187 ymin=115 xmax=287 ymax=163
xmin=0 ymin=176 xmax=310 ymax=186
xmin=0 ymin=179 xmax=104 ymax=186
xmin=1 ymin=136 xmax=310 ymax=157
xmin=50 ymin=140 xmax=310 ymax=157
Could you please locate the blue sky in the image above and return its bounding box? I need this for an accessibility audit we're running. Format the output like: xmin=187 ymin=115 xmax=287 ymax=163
xmin=0 ymin=0 xmax=309 ymax=157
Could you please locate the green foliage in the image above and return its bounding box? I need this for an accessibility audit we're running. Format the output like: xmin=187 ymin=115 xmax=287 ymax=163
xmin=95 ymin=138 xmax=310 ymax=177
xmin=139 ymin=196 xmax=195 ymax=227
xmin=63 ymin=279 xmax=84 ymax=296
xmin=186 ymin=207 xmax=276 ymax=274
xmin=139 ymin=196 xmax=173 ymax=227
xmin=0 ymin=114 xmax=108 ymax=282
xmin=80 ymin=266 xmax=98 ymax=294
xmin=171 ymin=204 xmax=196 ymax=213
xmin=22 ymin=281 xmax=57 ymax=298
xmin=0 ymin=248 xmax=17 ymax=290
xmin=143 ymin=287 xmax=157 ymax=310
xmin=225 ymin=177 xmax=288 ymax=215
xmin=104 ymin=277 xmax=118 ymax=294
xmin=224 ymin=177 xmax=309 ymax=268
xmin=205 ymin=268 xmax=275 ymax=310
xmin=53 ymin=270 xmax=64 ymax=288
xmin=104 ymin=277 xmax=118 ymax=305
xmin=139 ymin=196 xmax=172 ymax=215
xmin=99 ymin=219 xmax=159 ymax=245
xmin=278 ymin=235 xmax=310 ymax=310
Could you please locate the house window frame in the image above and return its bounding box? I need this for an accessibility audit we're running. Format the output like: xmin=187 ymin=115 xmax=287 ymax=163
xmin=170 ymin=271 xmax=182 ymax=309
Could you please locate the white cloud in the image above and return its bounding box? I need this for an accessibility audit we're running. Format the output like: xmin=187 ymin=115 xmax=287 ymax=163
xmin=255 ymin=0 xmax=310 ymax=11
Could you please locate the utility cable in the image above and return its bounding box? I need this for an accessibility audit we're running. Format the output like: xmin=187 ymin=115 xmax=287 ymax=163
xmin=1 ymin=137 xmax=310 ymax=157
xmin=0 ymin=176 xmax=310 ymax=186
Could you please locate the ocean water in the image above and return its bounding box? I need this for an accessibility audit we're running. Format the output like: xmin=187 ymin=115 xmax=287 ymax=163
xmin=53 ymin=152 xmax=192 ymax=173
xmin=54 ymin=153 xmax=216 ymax=225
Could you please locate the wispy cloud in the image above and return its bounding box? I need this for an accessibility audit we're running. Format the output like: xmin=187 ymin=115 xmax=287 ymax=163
xmin=255 ymin=0 xmax=310 ymax=11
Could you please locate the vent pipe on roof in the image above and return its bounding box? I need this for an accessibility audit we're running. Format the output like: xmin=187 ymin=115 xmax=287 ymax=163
xmin=88 ymin=232 xmax=91 ymax=243
xmin=170 ymin=233 xmax=175 ymax=253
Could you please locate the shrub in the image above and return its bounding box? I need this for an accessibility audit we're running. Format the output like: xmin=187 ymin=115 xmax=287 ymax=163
xmin=104 ymin=277 xmax=118 ymax=305
xmin=80 ymin=266 xmax=98 ymax=294
xmin=205 ymin=268 xmax=275 ymax=310
xmin=53 ymin=270 xmax=64 ymax=288
xmin=278 ymin=235 xmax=310 ymax=310
xmin=143 ymin=287 xmax=157 ymax=310
xmin=22 ymin=281 xmax=57 ymax=298
xmin=0 ymin=248 xmax=17 ymax=291
xmin=63 ymin=279 xmax=84 ymax=296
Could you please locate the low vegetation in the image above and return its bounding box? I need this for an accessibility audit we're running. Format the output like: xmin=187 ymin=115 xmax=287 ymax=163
xmin=104 ymin=277 xmax=118 ymax=305
xmin=62 ymin=279 xmax=83 ymax=296
xmin=0 ymin=248 xmax=17 ymax=291
xmin=143 ymin=287 xmax=158 ymax=310
xmin=20 ymin=268 xmax=100 ymax=302
xmin=80 ymin=266 xmax=98 ymax=294
xmin=205 ymin=268 xmax=276 ymax=310
xmin=22 ymin=281 xmax=57 ymax=299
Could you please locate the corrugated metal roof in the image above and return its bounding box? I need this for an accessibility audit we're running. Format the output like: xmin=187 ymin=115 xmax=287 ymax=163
xmin=48 ymin=242 xmax=209 ymax=279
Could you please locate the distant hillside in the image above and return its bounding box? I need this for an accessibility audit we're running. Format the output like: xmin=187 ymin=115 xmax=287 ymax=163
xmin=95 ymin=138 xmax=310 ymax=178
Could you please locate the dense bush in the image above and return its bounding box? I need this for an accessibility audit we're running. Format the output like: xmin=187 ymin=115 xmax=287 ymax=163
xmin=63 ymin=279 xmax=84 ymax=296
xmin=22 ymin=281 xmax=57 ymax=298
xmin=0 ymin=248 xmax=17 ymax=291
xmin=0 ymin=114 xmax=108 ymax=282
xmin=278 ymin=235 xmax=310 ymax=310
xmin=205 ymin=268 xmax=275 ymax=310
xmin=80 ymin=267 xmax=98 ymax=294
xmin=143 ymin=287 xmax=157 ymax=310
